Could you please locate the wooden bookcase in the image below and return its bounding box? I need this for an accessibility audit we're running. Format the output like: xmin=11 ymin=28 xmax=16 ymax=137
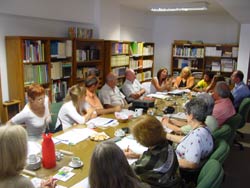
xmin=204 ymin=44 xmax=238 ymax=79
xmin=104 ymin=40 xmax=154 ymax=86
xmin=5 ymin=36 xmax=51 ymax=108
xmin=72 ymin=39 xmax=104 ymax=88
xmin=171 ymin=42 xmax=238 ymax=83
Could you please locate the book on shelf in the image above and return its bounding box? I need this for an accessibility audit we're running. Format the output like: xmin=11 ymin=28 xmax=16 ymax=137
xmin=112 ymin=67 xmax=126 ymax=77
xmin=50 ymin=40 xmax=72 ymax=58
xmin=111 ymin=55 xmax=129 ymax=67
xmin=232 ymin=47 xmax=238 ymax=58
xmin=24 ymin=64 xmax=48 ymax=85
xmin=211 ymin=61 xmax=221 ymax=72
xmin=221 ymin=59 xmax=233 ymax=72
xmin=52 ymin=80 xmax=68 ymax=102
xmin=23 ymin=40 xmax=45 ymax=62
xmin=68 ymin=27 xmax=93 ymax=39
xmin=111 ymin=43 xmax=129 ymax=54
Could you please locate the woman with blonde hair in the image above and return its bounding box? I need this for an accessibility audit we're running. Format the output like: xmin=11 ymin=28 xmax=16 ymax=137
xmin=124 ymin=115 xmax=181 ymax=188
xmin=8 ymin=83 xmax=51 ymax=141
xmin=0 ymin=125 xmax=56 ymax=188
xmin=174 ymin=66 xmax=194 ymax=89
xmin=55 ymin=84 xmax=96 ymax=131
xmin=150 ymin=68 xmax=172 ymax=93
xmin=89 ymin=141 xmax=150 ymax=188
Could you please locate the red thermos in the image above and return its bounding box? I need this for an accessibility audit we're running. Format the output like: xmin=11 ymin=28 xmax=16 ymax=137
xmin=42 ymin=133 xmax=56 ymax=168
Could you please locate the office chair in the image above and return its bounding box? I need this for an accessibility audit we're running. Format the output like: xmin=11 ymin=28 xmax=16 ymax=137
xmin=49 ymin=101 xmax=63 ymax=133
xmin=234 ymin=97 xmax=250 ymax=150
xmin=212 ymin=124 xmax=232 ymax=144
xmin=196 ymin=159 xmax=224 ymax=188
xmin=209 ymin=139 xmax=230 ymax=164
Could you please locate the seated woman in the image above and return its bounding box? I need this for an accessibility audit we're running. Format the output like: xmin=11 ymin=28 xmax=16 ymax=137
xmin=192 ymin=71 xmax=214 ymax=92
xmin=0 ymin=125 xmax=56 ymax=188
xmin=166 ymin=98 xmax=214 ymax=184
xmin=124 ymin=115 xmax=181 ymax=188
xmin=174 ymin=67 xmax=195 ymax=90
xmin=8 ymin=83 xmax=51 ymax=141
xmin=89 ymin=141 xmax=150 ymax=188
xmin=85 ymin=75 xmax=122 ymax=115
xmin=55 ymin=85 xmax=96 ymax=131
xmin=162 ymin=93 xmax=218 ymax=134
xmin=150 ymin=68 xmax=172 ymax=93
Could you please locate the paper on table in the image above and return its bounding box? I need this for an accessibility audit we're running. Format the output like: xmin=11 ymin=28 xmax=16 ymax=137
xmin=53 ymin=128 xmax=97 ymax=145
xmin=86 ymin=117 xmax=118 ymax=128
xmin=168 ymin=112 xmax=186 ymax=120
xmin=116 ymin=136 xmax=147 ymax=164
xmin=53 ymin=166 xmax=75 ymax=182
xmin=147 ymin=93 xmax=168 ymax=99
xmin=155 ymin=116 xmax=173 ymax=133
xmin=71 ymin=177 xmax=90 ymax=188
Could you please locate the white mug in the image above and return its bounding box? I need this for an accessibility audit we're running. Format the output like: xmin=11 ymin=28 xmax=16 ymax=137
xmin=71 ymin=157 xmax=81 ymax=166
xmin=135 ymin=108 xmax=143 ymax=116
xmin=28 ymin=154 xmax=37 ymax=164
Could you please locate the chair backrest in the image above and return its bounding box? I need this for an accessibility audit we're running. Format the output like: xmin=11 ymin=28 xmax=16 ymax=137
xmin=197 ymin=159 xmax=224 ymax=188
xmin=212 ymin=124 xmax=232 ymax=144
xmin=238 ymin=97 xmax=250 ymax=129
xmin=210 ymin=139 xmax=230 ymax=164
xmin=49 ymin=101 xmax=63 ymax=132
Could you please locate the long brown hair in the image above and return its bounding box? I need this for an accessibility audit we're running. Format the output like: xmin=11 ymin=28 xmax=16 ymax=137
xmin=89 ymin=141 xmax=142 ymax=188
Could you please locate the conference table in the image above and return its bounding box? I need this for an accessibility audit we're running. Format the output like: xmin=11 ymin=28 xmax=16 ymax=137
xmin=28 ymin=95 xmax=187 ymax=187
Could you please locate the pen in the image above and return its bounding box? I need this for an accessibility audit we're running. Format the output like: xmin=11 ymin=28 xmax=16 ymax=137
xmin=126 ymin=145 xmax=130 ymax=152
xmin=105 ymin=119 xmax=114 ymax=125
xmin=59 ymin=149 xmax=74 ymax=156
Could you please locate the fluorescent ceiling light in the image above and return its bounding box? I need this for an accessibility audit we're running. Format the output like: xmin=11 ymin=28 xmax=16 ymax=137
xmin=150 ymin=2 xmax=208 ymax=12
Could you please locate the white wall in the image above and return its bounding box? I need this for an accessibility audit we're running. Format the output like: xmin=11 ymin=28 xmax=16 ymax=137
xmin=0 ymin=0 xmax=95 ymax=24
xmin=237 ymin=24 xmax=250 ymax=83
xmin=120 ymin=6 xmax=154 ymax=42
xmin=0 ymin=13 xmax=95 ymax=101
xmin=153 ymin=14 xmax=240 ymax=74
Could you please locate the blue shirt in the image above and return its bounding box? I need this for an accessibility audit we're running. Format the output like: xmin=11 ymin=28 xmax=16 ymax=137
xmin=232 ymin=81 xmax=250 ymax=109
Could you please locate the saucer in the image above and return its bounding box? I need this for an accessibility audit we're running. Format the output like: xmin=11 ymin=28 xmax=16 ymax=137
xmin=69 ymin=161 xmax=84 ymax=168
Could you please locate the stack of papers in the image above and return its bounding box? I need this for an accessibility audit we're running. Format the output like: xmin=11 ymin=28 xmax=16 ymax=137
xmin=86 ymin=117 xmax=118 ymax=128
xmin=53 ymin=166 xmax=75 ymax=182
xmin=147 ymin=93 xmax=168 ymax=99
xmin=168 ymin=89 xmax=190 ymax=95
xmin=53 ymin=128 xmax=97 ymax=145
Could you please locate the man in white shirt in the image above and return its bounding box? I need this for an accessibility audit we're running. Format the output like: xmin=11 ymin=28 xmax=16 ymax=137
xmin=122 ymin=69 xmax=146 ymax=103
xmin=99 ymin=72 xmax=127 ymax=109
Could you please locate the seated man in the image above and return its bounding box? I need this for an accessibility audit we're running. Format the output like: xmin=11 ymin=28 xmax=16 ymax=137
xmin=212 ymin=81 xmax=236 ymax=127
xmin=231 ymin=70 xmax=250 ymax=110
xmin=85 ymin=75 xmax=121 ymax=115
xmin=99 ymin=72 xmax=127 ymax=109
xmin=122 ymin=69 xmax=146 ymax=103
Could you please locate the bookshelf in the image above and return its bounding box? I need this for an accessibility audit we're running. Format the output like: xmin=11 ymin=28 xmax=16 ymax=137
xmin=171 ymin=42 xmax=238 ymax=82
xmin=204 ymin=44 xmax=238 ymax=80
xmin=5 ymin=36 xmax=51 ymax=107
xmin=171 ymin=42 xmax=205 ymax=80
xmin=72 ymin=39 xmax=104 ymax=87
xmin=49 ymin=38 xmax=73 ymax=103
xmin=104 ymin=40 xmax=154 ymax=87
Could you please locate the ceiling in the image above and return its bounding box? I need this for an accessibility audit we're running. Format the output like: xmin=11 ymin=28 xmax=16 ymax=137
xmin=118 ymin=0 xmax=250 ymax=24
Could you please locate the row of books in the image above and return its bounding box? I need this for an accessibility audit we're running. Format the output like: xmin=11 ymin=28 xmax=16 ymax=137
xmin=52 ymin=80 xmax=68 ymax=103
xmin=129 ymin=59 xmax=153 ymax=70
xmin=76 ymin=67 xmax=98 ymax=79
xmin=23 ymin=40 xmax=45 ymax=62
xmin=136 ymin=71 xmax=152 ymax=82
xmin=205 ymin=46 xmax=238 ymax=57
xmin=130 ymin=42 xmax=154 ymax=56
xmin=175 ymin=59 xmax=202 ymax=70
xmin=209 ymin=59 xmax=237 ymax=72
xmin=68 ymin=27 xmax=93 ymax=39
xmin=173 ymin=46 xmax=204 ymax=58
xmin=50 ymin=40 xmax=72 ymax=58
xmin=51 ymin=62 xmax=72 ymax=80
xmin=24 ymin=64 xmax=48 ymax=85
xmin=76 ymin=49 xmax=100 ymax=61
xmin=111 ymin=55 xmax=129 ymax=67
xmin=111 ymin=43 xmax=129 ymax=54
xmin=112 ymin=67 xmax=126 ymax=77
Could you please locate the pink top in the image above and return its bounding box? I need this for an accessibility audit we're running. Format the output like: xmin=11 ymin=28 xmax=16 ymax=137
xmin=213 ymin=98 xmax=236 ymax=127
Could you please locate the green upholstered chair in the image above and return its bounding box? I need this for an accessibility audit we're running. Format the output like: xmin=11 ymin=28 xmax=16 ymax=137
xmin=197 ymin=159 xmax=224 ymax=188
xmin=224 ymin=113 xmax=243 ymax=146
xmin=212 ymin=124 xmax=232 ymax=144
xmin=209 ymin=139 xmax=230 ymax=164
xmin=49 ymin=101 xmax=63 ymax=133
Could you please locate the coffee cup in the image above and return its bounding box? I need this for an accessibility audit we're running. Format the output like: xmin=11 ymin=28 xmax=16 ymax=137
xmin=135 ymin=108 xmax=143 ymax=117
xmin=71 ymin=157 xmax=81 ymax=166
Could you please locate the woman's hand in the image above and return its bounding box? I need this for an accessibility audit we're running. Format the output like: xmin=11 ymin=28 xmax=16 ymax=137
xmin=123 ymin=146 xmax=140 ymax=159
xmin=41 ymin=177 xmax=57 ymax=188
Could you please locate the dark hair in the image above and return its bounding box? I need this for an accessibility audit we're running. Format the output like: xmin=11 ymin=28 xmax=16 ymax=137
xmin=85 ymin=76 xmax=98 ymax=87
xmin=157 ymin=68 xmax=168 ymax=84
xmin=204 ymin=71 xmax=214 ymax=80
xmin=235 ymin=70 xmax=244 ymax=81
xmin=185 ymin=98 xmax=208 ymax=122
xmin=89 ymin=141 xmax=142 ymax=188
xmin=132 ymin=115 xmax=166 ymax=147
